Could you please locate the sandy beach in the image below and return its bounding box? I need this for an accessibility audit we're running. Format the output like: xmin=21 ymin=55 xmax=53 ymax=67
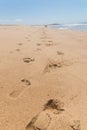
xmin=0 ymin=26 xmax=87 ymax=130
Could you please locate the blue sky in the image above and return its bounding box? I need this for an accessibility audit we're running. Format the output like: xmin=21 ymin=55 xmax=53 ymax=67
xmin=0 ymin=0 xmax=87 ymax=24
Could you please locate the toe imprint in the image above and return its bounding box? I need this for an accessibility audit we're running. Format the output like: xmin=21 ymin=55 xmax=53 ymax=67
xmin=21 ymin=79 xmax=31 ymax=86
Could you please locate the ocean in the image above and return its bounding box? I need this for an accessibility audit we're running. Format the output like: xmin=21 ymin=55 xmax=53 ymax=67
xmin=50 ymin=24 xmax=87 ymax=31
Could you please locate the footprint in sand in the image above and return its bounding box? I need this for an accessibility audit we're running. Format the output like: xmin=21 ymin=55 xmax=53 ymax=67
xmin=48 ymin=40 xmax=53 ymax=43
xmin=27 ymin=39 xmax=31 ymax=42
xmin=23 ymin=58 xmax=35 ymax=63
xmin=15 ymin=48 xmax=20 ymax=52
xmin=37 ymin=43 xmax=41 ymax=46
xmin=41 ymin=36 xmax=46 ymax=39
xmin=25 ymin=37 xmax=29 ymax=39
xmin=9 ymin=79 xmax=31 ymax=98
xmin=25 ymin=99 xmax=64 ymax=130
xmin=9 ymin=51 xmax=13 ymax=54
xmin=57 ymin=51 xmax=64 ymax=55
xmin=18 ymin=43 xmax=23 ymax=46
xmin=45 ymin=41 xmax=56 ymax=47
xmin=25 ymin=99 xmax=80 ymax=130
xmin=9 ymin=87 xmax=24 ymax=98
xmin=44 ymin=59 xmax=74 ymax=73
xmin=44 ymin=61 xmax=63 ymax=73
xmin=25 ymin=37 xmax=31 ymax=41
xmin=36 ymin=48 xmax=41 ymax=51
xmin=45 ymin=43 xmax=53 ymax=47
xmin=71 ymin=120 xmax=80 ymax=130
xmin=21 ymin=79 xmax=31 ymax=86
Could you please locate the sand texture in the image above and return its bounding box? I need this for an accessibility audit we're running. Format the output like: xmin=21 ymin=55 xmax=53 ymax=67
xmin=0 ymin=26 xmax=87 ymax=130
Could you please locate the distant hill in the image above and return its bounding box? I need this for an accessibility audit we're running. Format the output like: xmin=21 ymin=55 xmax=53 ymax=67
xmin=80 ymin=22 xmax=87 ymax=24
xmin=48 ymin=23 xmax=61 ymax=26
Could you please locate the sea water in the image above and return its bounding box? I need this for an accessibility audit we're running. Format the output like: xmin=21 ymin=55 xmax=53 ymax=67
xmin=50 ymin=24 xmax=87 ymax=31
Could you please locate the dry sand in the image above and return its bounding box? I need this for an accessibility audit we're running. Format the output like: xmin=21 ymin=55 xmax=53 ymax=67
xmin=0 ymin=25 xmax=87 ymax=130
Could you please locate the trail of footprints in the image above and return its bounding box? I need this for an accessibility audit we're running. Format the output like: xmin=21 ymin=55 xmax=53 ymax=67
xmin=25 ymin=99 xmax=80 ymax=130
xmin=41 ymin=31 xmax=75 ymax=73
xmin=15 ymin=34 xmax=31 ymax=53
xmin=8 ymin=29 xmax=80 ymax=129
xmin=9 ymin=29 xmax=76 ymax=98
xmin=40 ymin=31 xmax=55 ymax=47
xmin=9 ymin=35 xmax=34 ymax=98
xmin=9 ymin=33 xmax=34 ymax=98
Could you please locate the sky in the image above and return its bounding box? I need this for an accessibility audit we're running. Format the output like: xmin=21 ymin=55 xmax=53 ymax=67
xmin=0 ymin=0 xmax=87 ymax=24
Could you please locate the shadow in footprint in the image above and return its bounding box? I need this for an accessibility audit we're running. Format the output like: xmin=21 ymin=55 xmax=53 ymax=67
xmin=18 ymin=43 xmax=23 ymax=46
xmin=43 ymin=99 xmax=64 ymax=111
xmin=23 ymin=58 xmax=35 ymax=63
xmin=9 ymin=51 xmax=13 ymax=54
xmin=15 ymin=49 xmax=20 ymax=52
xmin=45 ymin=43 xmax=53 ymax=46
xmin=57 ymin=51 xmax=64 ymax=55
xmin=27 ymin=39 xmax=31 ymax=42
xmin=48 ymin=40 xmax=53 ymax=43
xmin=45 ymin=41 xmax=56 ymax=47
xmin=71 ymin=120 xmax=80 ymax=130
xmin=44 ymin=62 xmax=63 ymax=73
xmin=9 ymin=89 xmax=23 ymax=98
xmin=36 ymin=48 xmax=41 ymax=51
xmin=25 ymin=37 xmax=29 ymax=39
xmin=37 ymin=43 xmax=41 ymax=46
xmin=41 ymin=36 xmax=47 ymax=40
xmin=21 ymin=79 xmax=31 ymax=86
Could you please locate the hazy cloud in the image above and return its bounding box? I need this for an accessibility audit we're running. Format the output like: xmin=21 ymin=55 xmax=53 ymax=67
xmin=0 ymin=18 xmax=23 ymax=24
xmin=15 ymin=18 xmax=23 ymax=22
